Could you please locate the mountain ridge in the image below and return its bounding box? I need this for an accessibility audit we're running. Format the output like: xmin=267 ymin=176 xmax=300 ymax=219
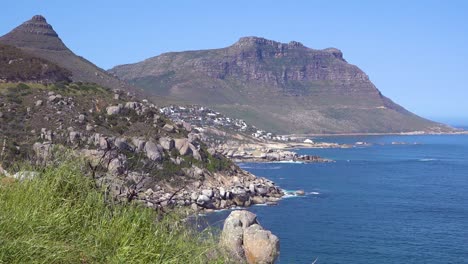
xmin=110 ymin=36 xmax=453 ymax=134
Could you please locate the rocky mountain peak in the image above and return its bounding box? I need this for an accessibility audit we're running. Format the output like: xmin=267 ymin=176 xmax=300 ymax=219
xmin=234 ymin=36 xmax=278 ymax=47
xmin=31 ymin=15 xmax=47 ymax=22
xmin=232 ymin=36 xmax=306 ymax=50
xmin=13 ymin=15 xmax=59 ymax=37
xmin=0 ymin=15 xmax=66 ymax=51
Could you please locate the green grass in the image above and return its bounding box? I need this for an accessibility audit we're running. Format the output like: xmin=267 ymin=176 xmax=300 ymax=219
xmin=0 ymin=159 xmax=227 ymax=264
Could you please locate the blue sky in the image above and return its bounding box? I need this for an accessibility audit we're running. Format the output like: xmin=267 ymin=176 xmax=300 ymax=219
xmin=2 ymin=0 xmax=467 ymax=125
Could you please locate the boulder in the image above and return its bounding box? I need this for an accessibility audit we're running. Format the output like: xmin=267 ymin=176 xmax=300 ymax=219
xmin=99 ymin=136 xmax=111 ymax=150
xmin=220 ymin=210 xmax=256 ymax=259
xmin=47 ymin=95 xmax=58 ymax=102
xmin=248 ymin=183 xmax=256 ymax=194
xmin=106 ymin=105 xmax=122 ymax=115
xmin=243 ymin=224 xmax=280 ymax=264
xmin=221 ymin=210 xmax=278 ymax=263
xmin=196 ymin=194 xmax=211 ymax=205
xmin=162 ymin=124 xmax=175 ymax=132
xmin=251 ymin=196 xmax=266 ymax=205
xmin=69 ymin=131 xmax=81 ymax=144
xmin=219 ymin=187 xmax=226 ymax=199
xmin=255 ymin=186 xmax=268 ymax=196
xmin=131 ymin=137 xmax=146 ymax=153
xmin=174 ymin=138 xmax=192 ymax=156
xmin=144 ymin=141 xmax=162 ymax=161
xmin=193 ymin=166 xmax=204 ymax=178
xmin=189 ymin=143 xmax=202 ymax=160
xmin=201 ymin=189 xmax=214 ymax=198
xmin=233 ymin=194 xmax=250 ymax=207
xmin=114 ymin=137 xmax=134 ymax=152
xmin=231 ymin=187 xmax=247 ymax=195
xmin=159 ymin=137 xmax=175 ymax=151
xmin=108 ymin=155 xmax=126 ymax=175
xmin=266 ymin=153 xmax=280 ymax=161
xmin=124 ymin=102 xmax=139 ymax=110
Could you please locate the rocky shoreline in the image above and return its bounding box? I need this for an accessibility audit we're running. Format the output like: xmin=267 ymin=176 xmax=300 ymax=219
xmin=219 ymin=146 xmax=334 ymax=163
xmin=137 ymin=169 xmax=285 ymax=213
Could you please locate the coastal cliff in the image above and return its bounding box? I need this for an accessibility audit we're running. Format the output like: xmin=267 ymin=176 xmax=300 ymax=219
xmin=110 ymin=36 xmax=455 ymax=134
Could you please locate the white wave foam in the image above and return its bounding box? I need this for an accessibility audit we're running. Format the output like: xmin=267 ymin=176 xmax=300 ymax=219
xmin=266 ymin=160 xmax=303 ymax=164
xmin=231 ymin=206 xmax=246 ymax=210
xmin=282 ymin=190 xmax=316 ymax=198
xmin=419 ymin=158 xmax=437 ymax=162
xmin=239 ymin=165 xmax=282 ymax=170
xmin=277 ymin=160 xmax=304 ymax=164
xmin=214 ymin=208 xmax=229 ymax=213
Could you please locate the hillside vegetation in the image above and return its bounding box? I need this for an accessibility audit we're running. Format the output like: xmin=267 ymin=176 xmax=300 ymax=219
xmin=0 ymin=44 xmax=71 ymax=83
xmin=0 ymin=157 xmax=226 ymax=263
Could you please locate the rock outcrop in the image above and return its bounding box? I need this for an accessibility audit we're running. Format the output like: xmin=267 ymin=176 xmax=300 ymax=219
xmin=221 ymin=210 xmax=279 ymax=264
xmin=220 ymin=147 xmax=332 ymax=163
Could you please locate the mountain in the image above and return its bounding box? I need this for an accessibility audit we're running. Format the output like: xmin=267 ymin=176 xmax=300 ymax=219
xmin=110 ymin=36 xmax=453 ymax=134
xmin=0 ymin=15 xmax=124 ymax=89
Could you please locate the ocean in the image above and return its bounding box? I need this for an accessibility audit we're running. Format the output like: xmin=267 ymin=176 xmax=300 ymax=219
xmin=205 ymin=135 xmax=468 ymax=263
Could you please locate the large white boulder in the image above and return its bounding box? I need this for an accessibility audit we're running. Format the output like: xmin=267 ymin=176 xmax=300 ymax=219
xmin=220 ymin=210 xmax=279 ymax=264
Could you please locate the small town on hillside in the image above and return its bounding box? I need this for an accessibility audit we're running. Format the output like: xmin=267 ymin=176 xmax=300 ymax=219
xmin=159 ymin=105 xmax=293 ymax=142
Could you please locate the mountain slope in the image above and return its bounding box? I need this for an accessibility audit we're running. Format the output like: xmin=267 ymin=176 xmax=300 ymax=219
xmin=110 ymin=37 xmax=452 ymax=134
xmin=0 ymin=15 xmax=125 ymax=89
xmin=0 ymin=43 xmax=71 ymax=83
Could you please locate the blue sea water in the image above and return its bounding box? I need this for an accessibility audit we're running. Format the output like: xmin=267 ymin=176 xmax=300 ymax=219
xmin=205 ymin=135 xmax=468 ymax=263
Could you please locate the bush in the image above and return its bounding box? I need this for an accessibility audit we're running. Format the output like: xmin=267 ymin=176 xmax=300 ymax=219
xmin=0 ymin=160 xmax=226 ymax=263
